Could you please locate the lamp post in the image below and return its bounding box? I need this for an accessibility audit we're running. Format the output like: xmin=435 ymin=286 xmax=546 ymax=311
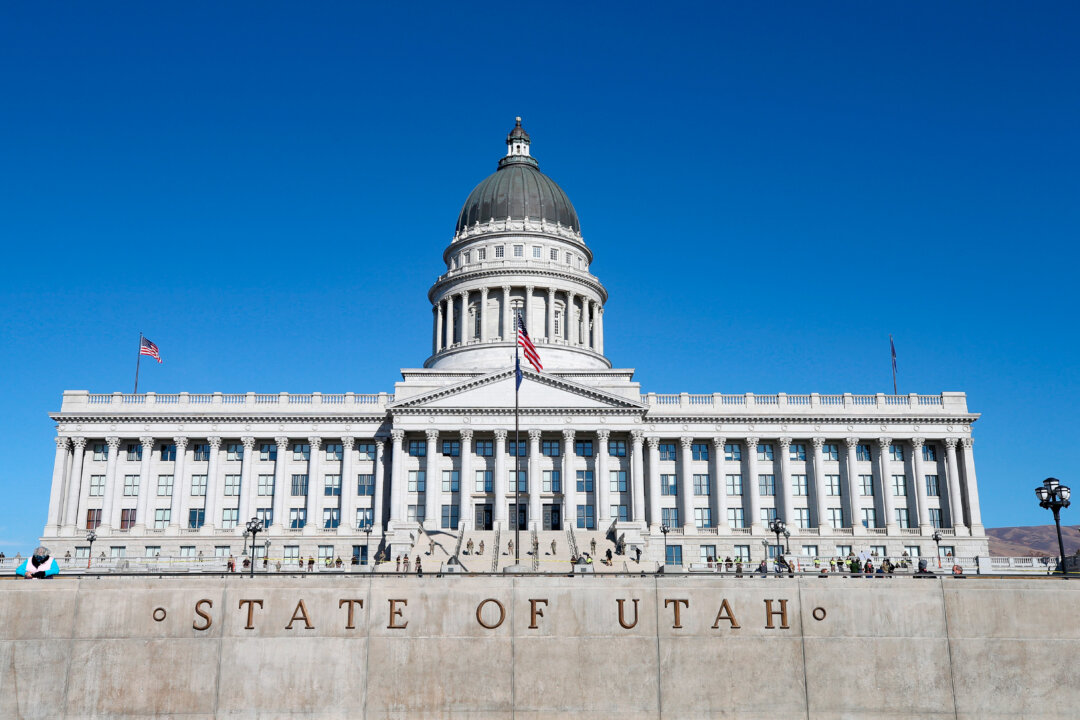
xmin=263 ymin=539 xmax=270 ymax=569
xmin=86 ymin=530 xmax=97 ymax=569
xmin=1036 ymin=477 xmax=1071 ymax=578
xmin=242 ymin=530 xmax=249 ymax=555
xmin=245 ymin=517 xmax=263 ymax=578
xmin=362 ymin=523 xmax=373 ymax=569
xmin=932 ymin=530 xmax=942 ymax=569
xmin=783 ymin=529 xmax=791 ymax=554
xmin=769 ymin=518 xmax=787 ymax=562
xmin=660 ymin=524 xmax=670 ymax=570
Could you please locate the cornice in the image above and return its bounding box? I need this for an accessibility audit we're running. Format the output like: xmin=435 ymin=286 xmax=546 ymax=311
xmin=429 ymin=267 xmax=608 ymax=304
xmin=49 ymin=413 xmax=389 ymax=424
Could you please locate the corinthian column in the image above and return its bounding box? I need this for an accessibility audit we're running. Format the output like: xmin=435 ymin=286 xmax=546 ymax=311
xmin=202 ymin=436 xmax=222 ymax=532
xmin=100 ymin=437 xmax=121 ymax=531
xmin=525 ymin=286 xmax=535 ymax=336
xmin=271 ymin=436 xmax=288 ymax=531
xmin=546 ymin=288 xmax=556 ymax=341
xmin=630 ymin=430 xmax=645 ymax=524
xmin=445 ymin=296 xmax=455 ymax=347
xmin=494 ymin=429 xmax=508 ymax=527
xmin=566 ymin=291 xmax=577 ymax=344
xmin=960 ymin=437 xmax=983 ymax=533
xmin=305 ymin=437 xmax=322 ymax=534
xmin=596 ymin=305 xmax=604 ymax=354
xmin=562 ymin=429 xmax=577 ymax=528
xmin=778 ymin=438 xmax=794 ymax=529
xmin=63 ymin=438 xmax=87 ymax=530
xmin=388 ymin=430 xmax=405 ymax=527
xmin=237 ymin=437 xmax=257 ymax=529
xmin=745 ymin=437 xmax=761 ymax=532
xmin=596 ymin=430 xmax=610 ymax=525
xmin=501 ymin=286 xmax=512 ymax=341
xmin=47 ymin=437 xmax=71 ymax=532
xmin=171 ymin=437 xmax=189 ymax=531
xmin=134 ymin=436 xmax=154 ymax=531
xmin=460 ymin=291 xmax=470 ymax=342
xmin=434 ymin=303 xmax=443 ymax=353
xmin=811 ymin=437 xmax=830 ymax=535
xmin=425 ymin=429 xmax=440 ymax=530
xmin=943 ymin=437 xmax=965 ymax=532
xmin=678 ymin=436 xmax=694 ymax=533
xmin=479 ymin=288 xmax=489 ymax=343
xmin=459 ymin=429 xmax=474 ymax=531
xmin=877 ymin=437 xmax=897 ymax=532
xmin=528 ymin=429 xmax=542 ymax=529
xmin=844 ymin=437 xmax=861 ymax=533
xmin=373 ymin=437 xmax=387 ymax=532
xmin=340 ymin=436 xmax=356 ymax=531
xmin=911 ymin=438 xmax=930 ymax=531
xmin=713 ymin=437 xmax=728 ymax=532
xmin=647 ymin=437 xmax=661 ymax=530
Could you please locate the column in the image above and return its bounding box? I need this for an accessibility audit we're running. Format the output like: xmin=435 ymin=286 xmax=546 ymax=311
xmin=596 ymin=305 xmax=604 ymax=354
xmin=170 ymin=437 xmax=188 ymax=530
xmin=647 ymin=437 xmax=661 ymax=530
xmin=340 ymin=436 xmax=356 ymax=530
xmin=525 ymin=286 xmax=534 ymax=335
xmin=46 ymin=437 xmax=71 ymax=532
xmin=373 ymin=437 xmax=387 ymax=532
xmin=479 ymin=288 xmax=489 ymax=343
xmin=567 ymin=292 xmax=577 ymax=344
xmin=202 ymin=437 xmax=222 ymax=531
xmin=389 ymin=430 xmax=405 ymax=526
xmin=237 ymin=437 xmax=257 ymax=528
xmin=546 ymin=288 xmax=556 ymax=341
xmin=63 ymin=438 xmax=87 ymax=529
xmin=501 ymin=286 xmax=512 ymax=341
xmin=943 ymin=437 xmax=965 ymax=531
xmin=435 ymin=303 xmax=443 ymax=352
xmin=811 ymin=437 xmax=830 ymax=535
xmin=425 ymin=429 xmax=440 ymax=530
xmin=584 ymin=300 xmax=592 ymax=348
xmin=844 ymin=438 xmax=861 ymax=534
xmin=271 ymin=437 xmax=288 ymax=531
xmin=528 ymin=429 xmax=542 ymax=529
xmin=494 ymin=429 xmax=508 ymax=526
xmin=459 ymin=429 xmax=473 ymax=531
xmin=745 ymin=437 xmax=761 ymax=532
xmin=134 ymin=436 xmax=154 ymax=531
xmin=590 ymin=300 xmax=599 ymax=350
xmin=445 ymin=296 xmax=455 ymax=347
xmin=459 ymin=291 xmax=470 ymax=342
xmin=100 ymin=437 xmax=123 ymax=530
xmin=911 ymin=438 xmax=930 ymax=530
xmin=877 ymin=437 xmax=897 ymax=531
xmin=678 ymin=436 xmax=694 ymax=532
xmin=562 ymin=430 xmax=577 ymax=528
xmin=306 ymin=437 xmax=322 ymax=533
xmin=959 ymin=437 xmax=983 ymax=532
xmin=778 ymin=437 xmax=794 ymax=527
xmin=712 ymin=437 xmax=728 ymax=532
xmin=596 ymin=430 xmax=610 ymax=526
xmin=630 ymin=430 xmax=645 ymax=524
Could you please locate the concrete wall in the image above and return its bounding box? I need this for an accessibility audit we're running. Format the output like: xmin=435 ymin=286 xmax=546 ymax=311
xmin=0 ymin=574 xmax=1075 ymax=719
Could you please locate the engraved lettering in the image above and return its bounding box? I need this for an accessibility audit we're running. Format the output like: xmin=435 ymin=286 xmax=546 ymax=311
xmin=193 ymin=598 xmax=213 ymax=631
xmin=764 ymin=599 xmax=789 ymax=629
xmin=616 ymin=598 xmax=640 ymax=629
xmin=388 ymin=599 xmax=408 ymax=629
xmin=238 ymin=599 xmax=263 ymax=630
xmin=711 ymin=599 xmax=740 ymax=629
xmin=528 ymin=599 xmax=548 ymax=629
xmin=664 ymin=598 xmax=689 ymax=629
xmin=339 ymin=599 xmax=364 ymax=630
xmin=476 ymin=598 xmax=506 ymax=629
xmin=285 ymin=599 xmax=314 ymax=630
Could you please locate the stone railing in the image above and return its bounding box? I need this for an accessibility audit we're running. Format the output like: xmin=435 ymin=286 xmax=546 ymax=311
xmin=639 ymin=392 xmax=966 ymax=414
xmin=65 ymin=391 xmax=394 ymax=413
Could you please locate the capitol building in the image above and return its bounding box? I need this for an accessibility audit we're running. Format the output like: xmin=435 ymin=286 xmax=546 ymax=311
xmin=41 ymin=120 xmax=989 ymax=569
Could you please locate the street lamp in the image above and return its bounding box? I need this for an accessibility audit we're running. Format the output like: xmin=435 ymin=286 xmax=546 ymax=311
xmin=245 ymin=517 xmax=263 ymax=578
xmin=362 ymin=523 xmax=373 ymax=569
xmin=242 ymin=529 xmax=249 ymax=555
xmin=783 ymin=529 xmax=791 ymax=554
xmin=86 ymin=530 xmax=97 ymax=569
xmin=932 ymin=530 xmax=942 ymax=569
xmin=1036 ymin=477 xmax=1071 ymax=578
xmin=263 ymin=539 xmax=270 ymax=569
xmin=660 ymin=524 xmax=670 ymax=570
xmin=769 ymin=518 xmax=787 ymax=562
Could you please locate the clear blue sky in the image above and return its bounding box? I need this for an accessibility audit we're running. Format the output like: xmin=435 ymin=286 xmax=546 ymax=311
xmin=1 ymin=2 xmax=1077 ymax=552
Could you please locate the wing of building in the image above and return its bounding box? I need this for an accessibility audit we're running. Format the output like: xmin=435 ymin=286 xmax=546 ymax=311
xmin=43 ymin=119 xmax=988 ymax=568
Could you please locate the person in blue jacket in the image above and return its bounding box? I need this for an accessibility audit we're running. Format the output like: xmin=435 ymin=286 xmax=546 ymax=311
xmin=16 ymin=547 xmax=59 ymax=579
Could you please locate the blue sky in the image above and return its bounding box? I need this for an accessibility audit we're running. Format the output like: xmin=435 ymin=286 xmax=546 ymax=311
xmin=1 ymin=2 xmax=1077 ymax=552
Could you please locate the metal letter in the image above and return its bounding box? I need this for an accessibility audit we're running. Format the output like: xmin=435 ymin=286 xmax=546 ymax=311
xmin=388 ymin=599 xmax=408 ymax=629
xmin=339 ymin=599 xmax=364 ymax=630
xmin=711 ymin=599 xmax=740 ymax=629
xmin=616 ymin=598 xmax=639 ymax=629
xmin=764 ymin=598 xmax=789 ymax=629
xmin=476 ymin=598 xmax=506 ymax=630
xmin=193 ymin=598 xmax=213 ymax=631
xmin=664 ymin=598 xmax=689 ymax=629
xmin=528 ymin=599 xmax=548 ymax=629
xmin=285 ymin=599 xmax=314 ymax=630
xmin=238 ymin=599 xmax=263 ymax=630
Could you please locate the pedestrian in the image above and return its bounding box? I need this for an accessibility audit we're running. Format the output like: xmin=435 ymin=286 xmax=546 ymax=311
xmin=724 ymin=557 xmax=733 ymax=573
xmin=16 ymin=547 xmax=59 ymax=579
xmin=396 ymin=555 xmax=401 ymax=572
xmin=478 ymin=540 xmax=485 ymax=556
xmin=403 ymin=556 xmax=411 ymax=573
xmin=0 ymin=551 xmax=5 ymax=564
xmin=64 ymin=550 xmax=71 ymax=564
xmin=466 ymin=539 xmax=474 ymax=555
xmin=605 ymin=548 xmax=613 ymax=565
xmin=735 ymin=560 xmax=743 ymax=577
xmin=507 ymin=539 xmax=514 ymax=556
xmin=335 ymin=557 xmax=343 ymax=568
xmin=242 ymin=557 xmax=250 ymax=570
xmin=590 ymin=538 xmax=597 ymax=556
xmin=307 ymin=556 xmax=315 ymax=572
xmin=429 ymin=539 xmax=435 ymax=556
xmin=635 ymin=546 xmax=642 ymax=564
xmin=197 ymin=550 xmax=204 ymax=562
xmin=758 ymin=559 xmax=768 ymax=577
xmin=416 ymin=556 xmax=423 ymax=577
xmin=228 ymin=555 xmax=236 ymax=572
xmin=550 ymin=539 xmax=557 ymax=556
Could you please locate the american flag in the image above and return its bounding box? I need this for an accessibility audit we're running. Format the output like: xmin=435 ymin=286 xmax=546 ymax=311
xmin=517 ymin=315 xmax=542 ymax=372
xmin=140 ymin=336 xmax=162 ymax=363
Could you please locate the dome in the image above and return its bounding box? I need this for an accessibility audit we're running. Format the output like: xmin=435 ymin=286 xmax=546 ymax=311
xmin=455 ymin=119 xmax=580 ymax=234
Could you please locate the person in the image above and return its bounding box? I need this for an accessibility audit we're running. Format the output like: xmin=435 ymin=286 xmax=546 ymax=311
xmin=507 ymin=539 xmax=514 ymax=556
xmin=466 ymin=539 xmax=474 ymax=555
xmin=735 ymin=560 xmax=743 ymax=577
xmin=478 ymin=540 xmax=485 ymax=556
xmin=335 ymin=557 xmax=343 ymax=568
xmin=16 ymin=547 xmax=59 ymax=579
xmin=242 ymin=557 xmax=251 ymax=570
xmin=403 ymin=556 xmax=410 ymax=573
xmin=64 ymin=550 xmax=71 ymax=564
xmin=275 ymin=560 xmax=281 ymax=571
xmin=307 ymin=556 xmax=315 ymax=572
xmin=863 ymin=560 xmax=874 ymax=576
xmin=604 ymin=548 xmax=613 ymax=565
xmin=228 ymin=555 xmax=236 ymax=572
xmin=585 ymin=553 xmax=593 ymax=565
xmin=351 ymin=554 xmax=359 ymax=566
xmin=0 ymin=551 xmax=6 ymax=564
xmin=416 ymin=556 xmax=423 ymax=577
xmin=829 ymin=558 xmax=836 ymax=572
xmin=590 ymin=538 xmax=597 ymax=556
xmin=395 ymin=555 xmax=401 ymax=572
xmin=757 ymin=559 xmax=768 ymax=577
xmin=428 ymin=539 xmax=435 ymax=556
xmin=550 ymin=539 xmax=557 ymax=556
xmin=914 ymin=559 xmax=934 ymax=577
xmin=635 ymin=546 xmax=642 ymax=564
xmin=617 ymin=534 xmax=626 ymax=555
xmin=324 ymin=556 xmax=332 ymax=568
xmin=197 ymin=550 xmax=204 ymax=562
xmin=724 ymin=557 xmax=733 ymax=573
xmin=952 ymin=563 xmax=964 ymax=576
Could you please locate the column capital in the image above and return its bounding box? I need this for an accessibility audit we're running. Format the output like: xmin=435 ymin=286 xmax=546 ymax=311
xmin=943 ymin=436 xmax=958 ymax=448
xmin=877 ymin=436 xmax=892 ymax=448
xmin=844 ymin=436 xmax=859 ymax=448
xmin=207 ymin=436 xmax=221 ymax=450
xmin=173 ymin=436 xmax=189 ymax=450
xmin=55 ymin=436 xmax=71 ymax=450
xmin=646 ymin=436 xmax=660 ymax=450
xmin=811 ymin=437 xmax=826 ymax=450
xmin=596 ymin=429 xmax=610 ymax=442
xmin=241 ymin=437 xmax=256 ymax=450
xmin=528 ymin=428 xmax=542 ymax=442
xmin=778 ymin=437 xmax=792 ymax=449
xmin=480 ymin=287 xmax=489 ymax=297
xmin=308 ymin=436 xmax=323 ymax=450
xmin=391 ymin=429 xmax=405 ymax=442
xmin=72 ymin=436 xmax=87 ymax=450
xmin=139 ymin=436 xmax=154 ymax=449
xmin=501 ymin=285 xmax=511 ymax=294
xmin=745 ymin=436 xmax=759 ymax=449
xmin=562 ymin=428 xmax=575 ymax=442
xmin=679 ymin=436 xmax=693 ymax=449
xmin=459 ymin=428 xmax=474 ymax=442
xmin=275 ymin=436 xmax=289 ymax=449
xmin=342 ymin=436 xmax=355 ymax=449
xmin=106 ymin=436 xmax=121 ymax=450
xmin=547 ymin=287 xmax=556 ymax=297
xmin=911 ymin=437 xmax=925 ymax=449
xmin=425 ymin=429 xmax=440 ymax=443
xmin=712 ymin=436 xmax=726 ymax=448
xmin=525 ymin=284 xmax=535 ymax=293
xmin=960 ymin=437 xmax=973 ymax=449
xmin=494 ymin=429 xmax=508 ymax=441
xmin=630 ymin=429 xmax=644 ymax=443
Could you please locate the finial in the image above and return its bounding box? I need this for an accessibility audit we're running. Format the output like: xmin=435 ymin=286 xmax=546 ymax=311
xmin=515 ymin=116 xmax=522 ymax=124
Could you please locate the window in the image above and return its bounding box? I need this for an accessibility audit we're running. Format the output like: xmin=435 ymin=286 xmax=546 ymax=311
xmin=856 ymin=444 xmax=872 ymax=461
xmin=575 ymin=440 xmax=593 ymax=457
xmin=892 ymin=475 xmax=907 ymax=496
xmin=188 ymin=509 xmax=204 ymax=529
xmin=823 ymin=443 xmax=839 ymax=461
xmin=120 ymin=509 xmax=136 ymax=530
xmin=576 ymin=470 xmax=594 ymax=492
xmin=727 ymin=508 xmax=745 ymax=529
xmin=178 ymin=546 xmax=195 ymax=559
xmin=665 ymin=545 xmax=683 ymax=566
xmin=256 ymin=508 xmax=273 ymax=527
xmin=794 ymin=508 xmax=810 ymax=529
xmin=549 ymin=248 xmax=559 ymax=261
xmin=89 ymin=475 xmax=105 ymax=497
xmin=126 ymin=443 xmax=142 ymax=462
xmin=475 ymin=439 xmax=493 ymax=456
xmin=802 ymin=545 xmax=818 ymax=557
xmin=323 ymin=508 xmax=340 ymax=529
xmin=828 ymin=508 xmax=844 ymax=529
xmin=929 ymin=508 xmax=943 ymax=529
xmin=692 ymin=443 xmax=709 ymax=461
xmin=475 ymin=470 xmax=493 ymax=493
xmin=836 ymin=544 xmax=853 ymax=557
xmin=724 ymin=443 xmax=741 ymax=461
xmin=463 ymin=251 xmax=471 ymax=264
xmin=86 ymin=509 xmax=102 ymax=530
xmin=861 ymin=508 xmax=877 ymax=528
xmin=694 ymin=507 xmax=713 ymax=529
xmin=318 ymin=546 xmax=334 ymax=564
xmin=154 ymin=509 xmax=170 ymax=530
xmin=224 ymin=474 xmax=241 ymax=496
xmin=939 ymin=545 xmax=954 ymax=558
xmin=757 ymin=444 xmax=774 ymax=461
xmin=511 ymin=471 xmax=526 ymax=492
xmin=905 ymin=545 xmax=921 ymax=558
xmin=859 ymin=474 xmax=874 ymax=496
xmin=441 ymin=440 xmax=460 ymax=457
xmin=700 ymin=545 xmax=717 ymax=563
xmin=356 ymin=508 xmax=373 ymax=530
xmin=895 ymin=508 xmax=910 ymax=528
xmin=889 ymin=443 xmax=904 ymax=461
xmin=157 ymin=475 xmax=174 ymax=497
xmin=193 ymin=443 xmax=210 ymax=461
xmin=733 ymin=545 xmax=751 ymax=561
xmin=408 ymin=440 xmax=427 ymax=457
xmin=226 ymin=443 xmax=243 ymax=461
xmin=407 ymin=505 xmax=425 ymax=522
xmin=160 ymin=444 xmax=176 ymax=461
xmin=542 ymin=440 xmax=560 ymax=457
xmin=357 ymin=474 xmax=374 ymax=496
xmin=214 ymin=546 xmax=230 ymax=558
xmin=221 ymin=509 xmax=238 ymax=529
xmin=792 ymin=474 xmax=807 ymax=496
xmin=566 ymin=253 xmax=573 ymax=265
xmin=608 ymin=440 xmax=626 ymax=457
xmin=257 ymin=474 xmax=274 ymax=496
xmin=408 ymin=471 xmax=426 ymax=492
xmin=441 ymin=470 xmax=459 ymax=492
xmin=661 ymin=474 xmax=677 ymax=496
xmin=508 ymin=440 xmax=525 ymax=456
xmin=659 ymin=443 xmax=677 ymax=461
xmin=554 ymin=310 xmax=562 ymax=336
xmin=532 ymin=245 xmax=541 ymax=259
xmin=662 ymin=508 xmax=680 ymax=528
xmin=495 ymin=245 xmax=504 ymax=259
xmin=357 ymin=442 xmax=376 ymax=460
xmin=192 ymin=474 xmax=208 ymax=496
xmin=871 ymin=545 xmax=887 ymax=557
xmin=922 ymin=444 xmax=937 ymax=462
xmin=610 ymin=471 xmax=628 ymax=493
xmin=293 ymin=443 xmax=310 ymax=461
xmin=925 ymin=474 xmax=940 ymax=497
xmin=542 ymin=470 xmax=561 ymax=492
xmin=611 ymin=504 xmax=629 ymax=522
xmin=325 ymin=443 xmax=343 ymax=461
xmin=789 ymin=444 xmax=806 ymax=461
xmin=110 ymin=547 xmax=126 ymax=559
xmin=93 ymin=443 xmax=108 ymax=461
xmin=291 ymin=474 xmax=308 ymax=496
xmin=576 ymin=505 xmax=595 ymax=529
xmin=477 ymin=248 xmax=486 ymax=261
xmin=513 ymin=245 xmax=523 ymax=258
xmin=259 ymin=443 xmax=277 ymax=461
xmin=123 ymin=475 xmax=139 ymax=496
xmin=693 ymin=474 xmax=710 ymax=496
xmin=324 ymin=474 xmax=341 ymax=496
xmin=283 ymin=545 xmax=300 ymax=563
xmin=725 ymin=474 xmax=743 ymax=495
xmin=289 ymin=508 xmax=306 ymax=529
xmin=758 ymin=474 xmax=776 ymax=496
xmin=761 ymin=507 xmax=777 ymax=524
xmin=825 ymin=474 xmax=841 ymax=496
xmin=441 ymin=504 xmax=459 ymax=530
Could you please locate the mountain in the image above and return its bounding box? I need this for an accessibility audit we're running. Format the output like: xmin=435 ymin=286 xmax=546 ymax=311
xmin=986 ymin=525 xmax=1080 ymax=557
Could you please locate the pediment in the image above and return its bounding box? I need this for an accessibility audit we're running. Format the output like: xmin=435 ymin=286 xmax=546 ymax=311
xmin=391 ymin=369 xmax=644 ymax=411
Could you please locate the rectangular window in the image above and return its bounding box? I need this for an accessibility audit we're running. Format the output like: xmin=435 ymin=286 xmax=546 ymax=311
xmin=86 ymin=509 xmax=102 ymax=530
xmin=357 ymin=443 xmax=376 ymax=460
xmin=566 ymin=253 xmax=573 ymax=265
xmin=700 ymin=545 xmax=717 ymax=563
xmin=895 ymin=508 xmax=910 ymax=528
xmin=408 ymin=471 xmax=426 ymax=492
xmin=127 ymin=443 xmax=142 ymax=462
xmin=890 ymin=443 xmax=904 ymax=461
xmin=157 ymin=474 xmax=174 ymax=497
xmin=475 ymin=440 xmax=493 ymax=456
xmin=475 ymin=470 xmax=493 ymax=493
xmin=549 ymin=248 xmax=559 ymax=261
xmin=495 ymin=245 xmax=504 ymax=258
xmin=693 ymin=474 xmax=710 ymax=496
xmin=462 ymin=251 xmax=470 ymax=264
xmin=259 ymin=443 xmax=277 ymax=461
xmin=926 ymin=474 xmax=940 ymax=496
xmin=575 ymin=440 xmax=594 ymax=457
xmin=825 ymin=474 xmax=841 ymax=496
xmin=532 ymin=245 xmax=542 ymax=258
xmin=692 ymin=443 xmax=709 ymax=461
xmin=724 ymin=443 xmax=742 ymax=461
xmin=871 ymin=545 xmax=888 ymax=557
xmin=608 ymin=440 xmax=627 ymax=457
xmin=922 ymin=444 xmax=937 ymax=462
xmin=226 ymin=443 xmax=243 ymax=461
xmin=110 ymin=547 xmax=126 ymax=559
xmin=758 ymin=474 xmax=776 ymax=496
xmin=441 ymin=440 xmax=460 ymax=457
xmin=513 ymin=244 xmax=524 ymax=258
xmin=661 ymin=507 xmax=680 ymax=528
xmin=441 ymin=470 xmax=460 ymax=492
xmin=89 ymin=475 xmax=105 ymax=497
xmin=223 ymin=474 xmax=241 ymax=496
xmin=257 ymin=474 xmax=274 ymax=496
xmin=757 ymin=444 xmax=774 ymax=461
xmin=905 ymin=545 xmax=921 ymax=558
xmin=576 ymin=470 xmax=594 ymax=492
xmin=221 ymin=509 xmax=238 ymax=529
xmin=856 ymin=444 xmax=872 ymax=461
xmin=694 ymin=507 xmax=713 ymax=529
xmin=929 ymin=508 xmax=943 ymax=529
xmin=541 ymin=440 xmax=560 ymax=457
xmin=325 ymin=443 xmax=343 ymax=461
xmin=323 ymin=508 xmax=340 ymax=529
xmin=665 ymin=545 xmax=683 ymax=567
xmin=324 ymin=474 xmax=342 ymax=496
xmin=160 ymin=444 xmax=176 ymax=461
xmin=154 ymin=509 xmax=170 ymax=529
xmin=727 ymin=508 xmax=745 ymax=529
xmin=725 ymin=474 xmax=743 ymax=496
xmin=542 ymin=470 xmax=561 ymax=493
xmin=293 ymin=443 xmax=310 ymax=461
xmin=289 ymin=508 xmax=306 ymax=529
xmin=510 ymin=471 xmax=527 ymax=493
xmin=291 ymin=474 xmax=308 ymax=496
xmin=193 ymin=443 xmax=210 ymax=461
xmin=823 ymin=443 xmax=839 ymax=461
xmin=283 ymin=545 xmax=300 ymax=562
xmin=93 ymin=443 xmax=108 ymax=461
xmin=659 ymin=443 xmax=677 ymax=461
xmin=576 ymin=505 xmax=595 ymax=529
xmin=761 ymin=507 xmax=777 ymax=524
xmin=508 ymin=440 xmax=526 ymax=456
xmin=859 ymin=474 xmax=875 ymax=496
xmin=178 ymin=546 xmax=195 ymax=559
xmin=661 ymin=474 xmax=677 ymax=496
xmin=120 ymin=509 xmax=136 ymax=530
xmin=733 ymin=544 xmax=751 ymax=561
xmin=892 ymin=475 xmax=907 ymax=496
xmin=610 ymin=470 xmax=628 ymax=493
xmin=789 ymin=444 xmax=806 ymax=461
xmin=318 ymin=545 xmax=334 ymax=563
xmin=792 ymin=474 xmax=808 ymax=496
xmin=407 ymin=505 xmax=426 ymax=523
xmin=794 ymin=507 xmax=810 ymax=529
xmin=477 ymin=248 xmax=486 ymax=261
xmin=611 ymin=504 xmax=629 ymax=522
xmin=939 ymin=545 xmax=954 ymax=558
xmin=861 ymin=508 xmax=877 ymax=528
xmin=357 ymin=474 xmax=374 ymax=496
xmin=123 ymin=475 xmax=139 ymax=497
xmin=802 ymin=545 xmax=818 ymax=557
xmin=408 ymin=440 xmax=426 ymax=457
xmin=441 ymin=504 xmax=459 ymax=530
xmin=828 ymin=507 xmax=844 ymax=529
xmin=836 ymin=544 xmax=853 ymax=557
xmin=356 ymin=508 xmax=373 ymax=530
xmin=188 ymin=509 xmax=204 ymax=529
xmin=256 ymin=508 xmax=273 ymax=527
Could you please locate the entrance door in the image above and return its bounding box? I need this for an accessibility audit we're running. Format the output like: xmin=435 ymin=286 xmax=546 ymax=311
xmin=474 ymin=504 xmax=493 ymax=531
xmin=510 ymin=503 xmax=528 ymax=530
xmin=543 ymin=504 xmax=562 ymax=530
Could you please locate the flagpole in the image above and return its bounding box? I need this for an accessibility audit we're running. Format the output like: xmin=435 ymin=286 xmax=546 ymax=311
xmin=134 ymin=332 xmax=143 ymax=394
xmin=890 ymin=334 xmax=897 ymax=395
xmin=514 ymin=313 xmax=521 ymax=568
